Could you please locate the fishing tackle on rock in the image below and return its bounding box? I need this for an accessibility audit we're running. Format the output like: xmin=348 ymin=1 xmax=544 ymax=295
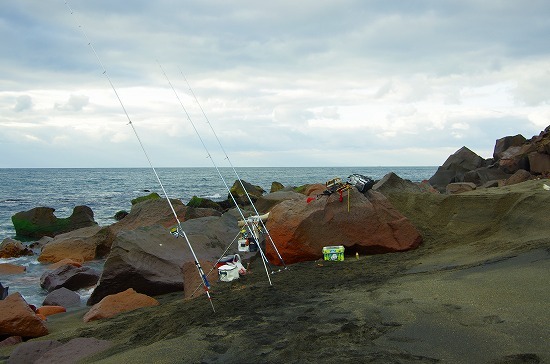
xmin=157 ymin=63 xmax=275 ymax=286
xmin=64 ymin=1 xmax=215 ymax=312
xmin=180 ymin=70 xmax=288 ymax=271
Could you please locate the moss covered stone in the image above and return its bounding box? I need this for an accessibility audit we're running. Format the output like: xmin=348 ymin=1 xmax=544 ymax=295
xmin=131 ymin=192 xmax=161 ymax=205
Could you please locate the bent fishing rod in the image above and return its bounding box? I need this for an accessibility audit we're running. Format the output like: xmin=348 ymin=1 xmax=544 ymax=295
xmin=180 ymin=71 xmax=288 ymax=271
xmin=157 ymin=62 xmax=274 ymax=286
xmin=64 ymin=1 xmax=215 ymax=312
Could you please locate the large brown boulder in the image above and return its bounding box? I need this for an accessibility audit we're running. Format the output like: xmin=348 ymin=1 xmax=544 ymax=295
xmin=0 ymin=293 xmax=49 ymax=338
xmin=110 ymin=198 xmax=220 ymax=233
xmin=0 ymin=238 xmax=33 ymax=259
xmin=0 ymin=263 xmax=26 ymax=275
xmin=40 ymin=264 xmax=100 ymax=293
xmin=37 ymin=225 xmax=109 ymax=263
xmin=83 ymin=288 xmax=159 ymax=322
xmin=265 ymin=188 xmax=422 ymax=265
xmin=88 ymin=213 xmax=236 ymax=305
xmin=11 ymin=205 xmax=97 ymax=239
xmin=528 ymin=152 xmax=550 ymax=174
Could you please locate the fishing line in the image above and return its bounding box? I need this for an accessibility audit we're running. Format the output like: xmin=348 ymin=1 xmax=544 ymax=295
xmin=180 ymin=70 xmax=288 ymax=270
xmin=64 ymin=1 xmax=215 ymax=312
xmin=157 ymin=62 xmax=273 ymax=286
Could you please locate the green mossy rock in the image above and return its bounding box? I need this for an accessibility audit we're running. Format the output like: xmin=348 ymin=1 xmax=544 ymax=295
xmin=131 ymin=192 xmax=161 ymax=205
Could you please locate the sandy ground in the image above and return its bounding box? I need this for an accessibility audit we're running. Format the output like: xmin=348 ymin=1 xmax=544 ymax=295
xmin=2 ymin=179 xmax=549 ymax=363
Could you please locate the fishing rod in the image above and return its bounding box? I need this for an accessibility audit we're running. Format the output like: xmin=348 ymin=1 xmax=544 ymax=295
xmin=64 ymin=1 xmax=215 ymax=312
xmin=157 ymin=62 xmax=274 ymax=286
xmin=180 ymin=71 xmax=288 ymax=270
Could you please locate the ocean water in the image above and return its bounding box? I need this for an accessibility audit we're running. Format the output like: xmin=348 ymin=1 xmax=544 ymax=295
xmin=0 ymin=166 xmax=436 ymax=306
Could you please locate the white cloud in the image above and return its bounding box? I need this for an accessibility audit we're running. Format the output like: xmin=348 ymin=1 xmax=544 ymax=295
xmin=0 ymin=1 xmax=549 ymax=167
xmin=13 ymin=95 xmax=33 ymax=112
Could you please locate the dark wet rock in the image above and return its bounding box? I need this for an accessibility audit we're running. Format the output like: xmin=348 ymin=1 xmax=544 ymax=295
xmin=43 ymin=287 xmax=81 ymax=308
xmin=40 ymin=264 xmax=100 ymax=293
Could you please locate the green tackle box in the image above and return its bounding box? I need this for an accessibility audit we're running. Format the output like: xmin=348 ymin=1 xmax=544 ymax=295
xmin=322 ymin=245 xmax=345 ymax=261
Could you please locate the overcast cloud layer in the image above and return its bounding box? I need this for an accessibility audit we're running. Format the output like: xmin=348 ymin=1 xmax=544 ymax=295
xmin=1 ymin=1 xmax=549 ymax=167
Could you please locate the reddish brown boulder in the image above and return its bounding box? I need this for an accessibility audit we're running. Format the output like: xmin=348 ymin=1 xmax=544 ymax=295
xmin=37 ymin=225 xmax=106 ymax=263
xmin=493 ymin=134 xmax=527 ymax=160
xmin=46 ymin=258 xmax=83 ymax=270
xmin=528 ymin=152 xmax=550 ymax=174
xmin=265 ymin=188 xmax=422 ymax=265
xmin=0 ymin=263 xmax=26 ymax=275
xmin=0 ymin=292 xmax=49 ymax=338
xmin=83 ymin=288 xmax=159 ymax=322
xmin=36 ymin=305 xmax=66 ymax=317
xmin=182 ymin=260 xmax=215 ymax=299
xmin=0 ymin=238 xmax=33 ymax=259
xmin=505 ymin=169 xmax=532 ymax=186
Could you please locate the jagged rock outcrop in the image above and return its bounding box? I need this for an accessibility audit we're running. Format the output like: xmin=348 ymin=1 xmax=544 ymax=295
xmin=429 ymin=125 xmax=550 ymax=192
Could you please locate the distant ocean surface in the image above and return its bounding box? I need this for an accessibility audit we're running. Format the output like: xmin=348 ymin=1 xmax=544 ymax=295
xmin=0 ymin=167 xmax=437 ymax=240
xmin=0 ymin=166 xmax=436 ymax=306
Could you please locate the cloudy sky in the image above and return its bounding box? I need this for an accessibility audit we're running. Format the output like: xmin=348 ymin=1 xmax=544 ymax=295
xmin=1 ymin=1 xmax=549 ymax=168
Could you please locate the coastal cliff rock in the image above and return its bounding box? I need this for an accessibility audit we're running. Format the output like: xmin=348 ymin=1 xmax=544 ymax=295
xmin=0 ymin=293 xmax=49 ymax=338
xmin=265 ymin=187 xmax=422 ymax=264
xmin=11 ymin=205 xmax=97 ymax=239
xmin=428 ymin=125 xmax=550 ymax=192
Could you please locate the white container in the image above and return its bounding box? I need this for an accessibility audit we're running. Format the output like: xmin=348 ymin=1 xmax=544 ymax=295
xmin=218 ymin=264 xmax=240 ymax=282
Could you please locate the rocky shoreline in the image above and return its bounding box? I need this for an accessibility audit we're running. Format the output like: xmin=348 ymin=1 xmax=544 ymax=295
xmin=1 ymin=127 xmax=549 ymax=363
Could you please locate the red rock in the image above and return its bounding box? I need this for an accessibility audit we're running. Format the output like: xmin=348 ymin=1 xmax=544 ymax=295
xmin=182 ymin=260 xmax=215 ymax=299
xmin=528 ymin=152 xmax=550 ymax=174
xmin=0 ymin=292 xmax=49 ymax=338
xmin=0 ymin=238 xmax=33 ymax=258
xmin=36 ymin=305 xmax=67 ymax=317
xmin=83 ymin=288 xmax=159 ymax=322
xmin=0 ymin=263 xmax=26 ymax=275
xmin=47 ymin=258 xmax=83 ymax=270
xmin=265 ymin=188 xmax=422 ymax=265
xmin=505 ymin=169 xmax=532 ymax=186
xmin=36 ymin=314 xmax=47 ymax=321
xmin=37 ymin=225 xmax=105 ymax=263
